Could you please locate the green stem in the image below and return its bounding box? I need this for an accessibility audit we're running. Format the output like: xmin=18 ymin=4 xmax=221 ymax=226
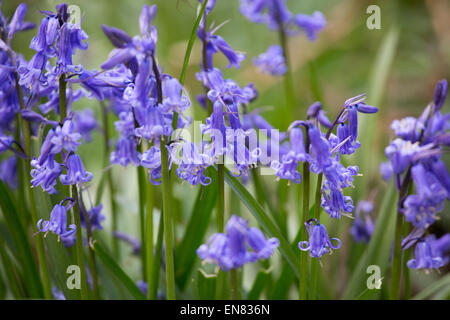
xmin=137 ymin=161 xmax=147 ymax=280
xmin=160 ymin=139 xmax=176 ymax=300
xmin=59 ymin=75 xmax=67 ymax=121
xmin=231 ymin=269 xmax=239 ymax=300
xmin=299 ymin=162 xmax=310 ymax=300
xmin=390 ymin=210 xmax=404 ymax=300
xmin=100 ymin=102 xmax=119 ymax=259
xmin=390 ymin=171 xmax=411 ymax=300
xmin=217 ymin=164 xmax=225 ymax=233
xmin=13 ymin=71 xmax=52 ymax=299
xmin=145 ymin=178 xmax=154 ymax=299
xmin=72 ymin=185 xmax=88 ymax=300
xmin=275 ymin=5 xmax=295 ymax=120
xmin=150 ymin=211 xmax=164 ymax=300
xmin=309 ymin=173 xmax=323 ymax=300
xmin=78 ymin=195 xmax=100 ymax=299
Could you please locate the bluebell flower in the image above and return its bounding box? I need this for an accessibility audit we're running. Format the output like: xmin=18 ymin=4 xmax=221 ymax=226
xmin=271 ymin=127 xmax=307 ymax=184
xmin=253 ymin=45 xmax=287 ymax=76
xmin=307 ymin=102 xmax=332 ymax=129
xmin=60 ymin=153 xmax=93 ymax=185
xmin=172 ymin=142 xmax=213 ymax=186
xmin=426 ymin=234 xmax=450 ymax=266
xmin=294 ymin=11 xmax=326 ymax=41
xmin=5 ymin=3 xmax=35 ymax=43
xmin=80 ymin=204 xmax=105 ymax=231
xmin=50 ymin=120 xmax=81 ymax=154
xmin=350 ymin=200 xmax=375 ymax=243
xmin=0 ymin=156 xmax=18 ymax=189
xmin=321 ymin=187 xmax=354 ymax=219
xmin=379 ymin=161 xmax=393 ymax=181
xmin=402 ymin=163 xmax=448 ymax=229
xmin=30 ymin=155 xmax=62 ymax=194
xmin=74 ymin=109 xmax=98 ymax=142
xmin=197 ymin=215 xmax=279 ymax=270
xmin=247 ymin=227 xmax=279 ymax=260
xmin=299 ymin=219 xmax=341 ymax=258
xmin=110 ymin=136 xmax=141 ymax=167
xmin=407 ymin=239 xmax=444 ymax=271
xmin=134 ymin=106 xmax=173 ymax=141
xmin=308 ymin=124 xmax=332 ymax=173
xmin=55 ymin=21 xmax=88 ymax=75
xmin=197 ymin=22 xmax=245 ymax=69
xmin=140 ymin=145 xmax=163 ymax=185
xmin=161 ymin=77 xmax=191 ymax=114
xmin=390 ymin=117 xmax=423 ymax=142
xmin=385 ymin=138 xmax=422 ymax=175
xmin=37 ymin=200 xmax=76 ymax=241
xmin=336 ymin=122 xmax=360 ymax=155
xmin=433 ymin=79 xmax=447 ymax=111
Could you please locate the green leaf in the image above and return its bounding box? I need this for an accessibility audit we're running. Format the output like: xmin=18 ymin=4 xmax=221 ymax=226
xmin=93 ymin=241 xmax=146 ymax=300
xmin=223 ymin=169 xmax=300 ymax=278
xmin=197 ymin=269 xmax=217 ymax=300
xmin=343 ymin=181 xmax=397 ymax=299
xmin=175 ymin=168 xmax=218 ymax=290
xmin=247 ymin=268 xmax=271 ymax=299
xmin=413 ymin=273 xmax=450 ymax=300
xmin=0 ymin=181 xmax=43 ymax=298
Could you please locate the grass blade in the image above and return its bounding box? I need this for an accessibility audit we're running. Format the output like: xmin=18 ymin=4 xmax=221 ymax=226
xmin=93 ymin=241 xmax=146 ymax=300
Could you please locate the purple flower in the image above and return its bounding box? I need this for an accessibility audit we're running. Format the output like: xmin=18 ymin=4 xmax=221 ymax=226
xmin=271 ymin=127 xmax=307 ymax=184
xmin=50 ymin=121 xmax=82 ymax=154
xmin=6 ymin=3 xmax=35 ymax=42
xmin=0 ymin=156 xmax=18 ymax=189
xmin=30 ymin=155 xmax=62 ymax=194
xmin=81 ymin=204 xmax=105 ymax=231
xmin=407 ymin=239 xmax=444 ymax=271
xmin=307 ymin=102 xmax=332 ymax=129
xmin=55 ymin=22 xmax=88 ymax=75
xmin=294 ymin=11 xmax=326 ymax=41
xmin=433 ymin=79 xmax=447 ymax=111
xmin=197 ymin=215 xmax=279 ymax=270
xmin=384 ymin=138 xmax=422 ymax=175
xmin=426 ymin=234 xmax=450 ymax=266
xmin=172 ymin=142 xmax=212 ymax=186
xmin=60 ymin=154 xmax=93 ymax=185
xmin=247 ymin=227 xmax=279 ymax=260
xmin=253 ymin=45 xmax=287 ymax=76
xmin=298 ymin=219 xmax=341 ymax=258
xmin=110 ymin=136 xmax=141 ymax=167
xmin=37 ymin=200 xmax=76 ymax=240
xmin=379 ymin=161 xmax=393 ymax=181
xmin=321 ymin=187 xmax=354 ymax=219
xmin=74 ymin=109 xmax=98 ymax=142
xmin=350 ymin=200 xmax=375 ymax=243
xmin=52 ymin=287 xmax=66 ymax=300
xmin=140 ymin=145 xmax=163 ymax=185
xmin=336 ymin=122 xmax=360 ymax=155
xmin=390 ymin=117 xmax=423 ymax=142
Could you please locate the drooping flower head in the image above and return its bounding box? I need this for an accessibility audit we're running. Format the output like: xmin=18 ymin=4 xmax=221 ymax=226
xmin=298 ymin=219 xmax=341 ymax=259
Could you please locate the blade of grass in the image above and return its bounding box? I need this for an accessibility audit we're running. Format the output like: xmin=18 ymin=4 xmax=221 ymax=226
xmin=175 ymin=169 xmax=218 ymax=290
xmin=93 ymin=241 xmax=146 ymax=300
xmin=412 ymin=273 xmax=450 ymax=300
xmin=342 ymin=181 xmax=397 ymax=299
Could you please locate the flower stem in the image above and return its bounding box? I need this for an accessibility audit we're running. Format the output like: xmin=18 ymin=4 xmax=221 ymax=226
xmin=72 ymin=185 xmax=88 ymax=300
xmin=59 ymin=75 xmax=67 ymax=121
xmin=13 ymin=71 xmax=52 ymax=299
xmin=217 ymin=164 xmax=225 ymax=233
xmin=231 ymin=269 xmax=239 ymax=300
xmin=137 ymin=159 xmax=147 ymax=280
xmin=309 ymin=173 xmax=323 ymax=299
xmin=79 ymin=195 xmax=100 ymax=299
xmin=275 ymin=4 xmax=295 ymax=120
xmin=390 ymin=170 xmax=411 ymax=300
xmin=100 ymin=102 xmax=120 ymax=259
xmin=299 ymin=161 xmax=310 ymax=300
xmin=145 ymin=178 xmax=154 ymax=299
xmin=160 ymin=139 xmax=176 ymax=300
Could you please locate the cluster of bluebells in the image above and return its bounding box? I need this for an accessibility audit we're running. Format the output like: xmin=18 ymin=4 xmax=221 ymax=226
xmin=380 ymin=79 xmax=450 ymax=271
xmin=197 ymin=215 xmax=279 ymax=270
xmin=244 ymin=1 xmax=326 ymax=76
xmin=0 ymin=2 xmax=104 ymax=246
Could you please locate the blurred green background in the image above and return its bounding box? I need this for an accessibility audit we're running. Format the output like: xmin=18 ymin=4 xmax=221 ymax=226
xmin=3 ymin=0 xmax=450 ymax=298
